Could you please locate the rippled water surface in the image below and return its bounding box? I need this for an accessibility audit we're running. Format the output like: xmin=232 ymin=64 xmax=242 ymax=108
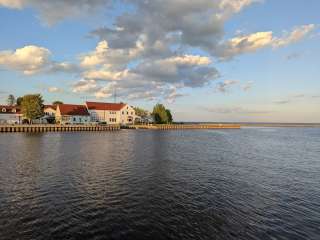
xmin=0 ymin=128 xmax=320 ymax=240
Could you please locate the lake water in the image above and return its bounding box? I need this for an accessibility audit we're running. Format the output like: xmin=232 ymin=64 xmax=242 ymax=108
xmin=0 ymin=128 xmax=320 ymax=240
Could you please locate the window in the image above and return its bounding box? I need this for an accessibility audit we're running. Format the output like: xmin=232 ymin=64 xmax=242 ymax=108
xmin=122 ymin=111 xmax=124 ymax=114
xmin=2 ymin=108 xmax=6 ymax=113
xmin=73 ymin=117 xmax=76 ymax=121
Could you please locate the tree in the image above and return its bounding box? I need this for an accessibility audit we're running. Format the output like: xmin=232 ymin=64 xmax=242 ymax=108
xmin=16 ymin=97 xmax=23 ymax=106
xmin=152 ymin=104 xmax=168 ymax=124
xmin=166 ymin=109 xmax=173 ymax=123
xmin=134 ymin=107 xmax=148 ymax=118
xmin=21 ymin=94 xmax=44 ymax=123
xmin=52 ymin=101 xmax=63 ymax=105
xmin=7 ymin=94 xmax=15 ymax=106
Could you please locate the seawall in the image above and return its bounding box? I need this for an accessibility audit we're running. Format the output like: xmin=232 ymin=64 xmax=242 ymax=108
xmin=0 ymin=124 xmax=120 ymax=133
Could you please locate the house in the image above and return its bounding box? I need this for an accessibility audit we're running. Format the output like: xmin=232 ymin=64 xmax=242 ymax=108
xmin=86 ymin=102 xmax=137 ymax=125
xmin=0 ymin=105 xmax=23 ymax=124
xmin=55 ymin=104 xmax=90 ymax=124
xmin=42 ymin=105 xmax=57 ymax=124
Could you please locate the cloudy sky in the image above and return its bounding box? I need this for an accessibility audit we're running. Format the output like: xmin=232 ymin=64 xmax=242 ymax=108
xmin=0 ymin=0 xmax=319 ymax=122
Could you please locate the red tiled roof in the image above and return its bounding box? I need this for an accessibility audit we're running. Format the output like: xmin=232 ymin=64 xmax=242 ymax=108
xmin=86 ymin=102 xmax=126 ymax=111
xmin=58 ymin=104 xmax=90 ymax=116
xmin=0 ymin=105 xmax=21 ymax=114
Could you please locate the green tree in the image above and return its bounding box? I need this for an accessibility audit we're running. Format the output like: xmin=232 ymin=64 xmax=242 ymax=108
xmin=52 ymin=101 xmax=63 ymax=105
xmin=166 ymin=109 xmax=173 ymax=123
xmin=134 ymin=107 xmax=148 ymax=118
xmin=7 ymin=94 xmax=15 ymax=106
xmin=21 ymin=94 xmax=44 ymax=123
xmin=16 ymin=97 xmax=23 ymax=106
xmin=152 ymin=104 xmax=168 ymax=124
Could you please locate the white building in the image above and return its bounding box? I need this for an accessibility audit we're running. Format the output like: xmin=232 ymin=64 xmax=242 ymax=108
xmin=41 ymin=105 xmax=57 ymax=124
xmin=0 ymin=105 xmax=22 ymax=124
xmin=86 ymin=102 xmax=137 ymax=125
xmin=55 ymin=104 xmax=91 ymax=124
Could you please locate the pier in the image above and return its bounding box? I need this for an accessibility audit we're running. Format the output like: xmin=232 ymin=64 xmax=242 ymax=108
xmin=0 ymin=124 xmax=120 ymax=133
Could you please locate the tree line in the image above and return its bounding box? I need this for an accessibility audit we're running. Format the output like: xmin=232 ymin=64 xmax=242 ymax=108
xmin=135 ymin=103 xmax=173 ymax=124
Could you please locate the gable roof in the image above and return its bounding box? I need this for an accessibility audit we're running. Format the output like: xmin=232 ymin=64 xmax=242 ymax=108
xmin=0 ymin=105 xmax=21 ymax=114
xmin=58 ymin=104 xmax=90 ymax=116
xmin=86 ymin=102 xmax=126 ymax=111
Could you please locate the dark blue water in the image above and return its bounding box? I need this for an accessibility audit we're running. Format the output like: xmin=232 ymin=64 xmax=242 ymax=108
xmin=0 ymin=128 xmax=319 ymax=240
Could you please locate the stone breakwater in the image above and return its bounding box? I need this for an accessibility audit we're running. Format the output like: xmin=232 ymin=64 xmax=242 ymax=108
xmin=0 ymin=124 xmax=120 ymax=133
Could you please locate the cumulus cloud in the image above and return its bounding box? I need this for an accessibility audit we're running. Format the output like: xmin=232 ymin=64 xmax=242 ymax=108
xmin=218 ymin=24 xmax=315 ymax=59
xmin=1 ymin=1 xmax=315 ymax=102
xmin=0 ymin=0 xmax=112 ymax=25
xmin=72 ymin=79 xmax=98 ymax=93
xmin=0 ymin=45 xmax=79 ymax=75
xmin=0 ymin=45 xmax=51 ymax=74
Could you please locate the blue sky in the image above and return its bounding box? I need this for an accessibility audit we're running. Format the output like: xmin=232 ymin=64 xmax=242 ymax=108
xmin=0 ymin=0 xmax=319 ymax=122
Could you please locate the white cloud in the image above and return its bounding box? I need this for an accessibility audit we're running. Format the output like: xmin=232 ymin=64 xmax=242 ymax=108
xmin=0 ymin=45 xmax=79 ymax=75
xmin=94 ymin=82 xmax=115 ymax=99
xmin=80 ymin=40 xmax=144 ymax=69
xmin=72 ymin=79 xmax=98 ymax=93
xmin=272 ymin=24 xmax=316 ymax=48
xmin=83 ymin=69 xmax=129 ymax=81
xmin=0 ymin=0 xmax=112 ymax=25
xmin=219 ymin=24 xmax=315 ymax=59
xmin=0 ymin=45 xmax=51 ymax=74
xmin=1 ymin=1 xmax=316 ymax=103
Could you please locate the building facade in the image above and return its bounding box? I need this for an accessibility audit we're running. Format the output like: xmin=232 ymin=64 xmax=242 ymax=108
xmin=0 ymin=105 xmax=22 ymax=124
xmin=55 ymin=104 xmax=91 ymax=124
xmin=42 ymin=105 xmax=57 ymax=124
xmin=86 ymin=102 xmax=137 ymax=125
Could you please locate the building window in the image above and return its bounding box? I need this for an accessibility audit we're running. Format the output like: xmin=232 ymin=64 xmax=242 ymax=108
xmin=2 ymin=108 xmax=6 ymax=113
xmin=73 ymin=117 xmax=76 ymax=122
xmin=122 ymin=111 xmax=124 ymax=114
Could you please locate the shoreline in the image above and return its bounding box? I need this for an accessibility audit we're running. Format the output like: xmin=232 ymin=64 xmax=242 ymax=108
xmin=1 ymin=123 xmax=319 ymax=133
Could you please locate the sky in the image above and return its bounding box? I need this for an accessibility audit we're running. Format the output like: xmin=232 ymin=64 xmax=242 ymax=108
xmin=0 ymin=0 xmax=319 ymax=122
